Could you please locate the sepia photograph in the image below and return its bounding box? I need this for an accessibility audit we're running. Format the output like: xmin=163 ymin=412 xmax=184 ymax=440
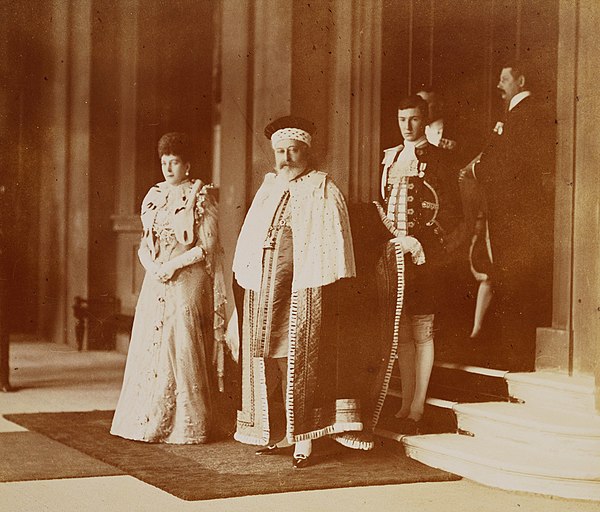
xmin=0 ymin=0 xmax=599 ymax=510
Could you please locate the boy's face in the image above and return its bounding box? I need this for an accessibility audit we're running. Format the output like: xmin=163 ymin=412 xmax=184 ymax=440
xmin=398 ymin=107 xmax=426 ymax=142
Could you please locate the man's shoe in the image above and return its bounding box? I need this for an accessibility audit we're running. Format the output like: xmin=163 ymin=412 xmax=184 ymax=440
xmin=292 ymin=453 xmax=312 ymax=469
xmin=255 ymin=444 xmax=283 ymax=455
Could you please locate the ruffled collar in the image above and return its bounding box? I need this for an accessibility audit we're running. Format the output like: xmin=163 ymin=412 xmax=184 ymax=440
xmin=143 ymin=180 xmax=194 ymax=210
xmin=141 ymin=179 xmax=202 ymax=252
xmin=160 ymin=179 xmax=194 ymax=204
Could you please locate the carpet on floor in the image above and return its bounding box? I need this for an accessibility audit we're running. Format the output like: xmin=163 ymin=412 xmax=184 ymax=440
xmin=0 ymin=431 xmax=124 ymax=482
xmin=4 ymin=410 xmax=459 ymax=501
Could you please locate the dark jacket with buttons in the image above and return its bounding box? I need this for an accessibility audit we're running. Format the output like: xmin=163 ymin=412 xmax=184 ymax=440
xmin=380 ymin=141 xmax=463 ymax=313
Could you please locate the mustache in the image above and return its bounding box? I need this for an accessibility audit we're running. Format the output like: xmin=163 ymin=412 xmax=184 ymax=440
xmin=277 ymin=161 xmax=301 ymax=169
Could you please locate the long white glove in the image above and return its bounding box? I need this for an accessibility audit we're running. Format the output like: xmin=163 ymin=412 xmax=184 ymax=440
xmin=138 ymin=245 xmax=161 ymax=279
xmin=391 ymin=235 xmax=425 ymax=265
xmin=156 ymin=246 xmax=205 ymax=283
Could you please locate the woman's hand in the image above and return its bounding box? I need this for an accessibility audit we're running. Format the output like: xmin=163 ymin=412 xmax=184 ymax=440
xmin=142 ymin=261 xmax=163 ymax=282
xmin=155 ymin=262 xmax=177 ymax=283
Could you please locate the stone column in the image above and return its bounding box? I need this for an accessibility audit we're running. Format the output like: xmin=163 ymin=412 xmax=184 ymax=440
xmin=38 ymin=3 xmax=64 ymax=341
xmin=65 ymin=0 xmax=92 ymax=347
xmin=0 ymin=2 xmax=11 ymax=389
xmin=112 ymin=0 xmax=140 ymax=353
xmin=216 ymin=0 xmax=253 ymax=333
xmin=326 ymin=0 xmax=382 ymax=202
xmin=536 ymin=0 xmax=600 ymax=394
xmin=38 ymin=0 xmax=71 ymax=344
xmin=571 ymin=0 xmax=600 ymax=380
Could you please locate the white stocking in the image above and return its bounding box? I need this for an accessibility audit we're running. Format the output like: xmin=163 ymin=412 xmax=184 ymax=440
xmin=294 ymin=439 xmax=312 ymax=457
xmin=411 ymin=314 xmax=434 ymax=421
xmin=396 ymin=314 xmax=434 ymax=421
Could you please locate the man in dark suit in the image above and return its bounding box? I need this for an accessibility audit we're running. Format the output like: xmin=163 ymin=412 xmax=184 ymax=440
xmin=473 ymin=62 xmax=553 ymax=371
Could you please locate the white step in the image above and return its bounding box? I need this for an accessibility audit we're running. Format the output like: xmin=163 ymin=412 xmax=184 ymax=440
xmin=403 ymin=433 xmax=600 ymax=501
xmin=374 ymin=427 xmax=404 ymax=442
xmin=506 ymin=372 xmax=596 ymax=414
xmin=435 ymin=361 xmax=508 ymax=379
xmin=454 ymin=402 xmax=600 ymax=455
xmin=387 ymin=388 xmax=457 ymax=411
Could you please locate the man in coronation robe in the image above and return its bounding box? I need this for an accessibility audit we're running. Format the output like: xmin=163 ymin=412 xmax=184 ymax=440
xmin=232 ymin=116 xmax=366 ymax=469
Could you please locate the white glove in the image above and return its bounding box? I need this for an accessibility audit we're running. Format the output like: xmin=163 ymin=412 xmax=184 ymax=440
xmin=138 ymin=245 xmax=163 ymax=281
xmin=156 ymin=246 xmax=205 ymax=283
xmin=155 ymin=261 xmax=177 ymax=283
xmin=391 ymin=235 xmax=425 ymax=265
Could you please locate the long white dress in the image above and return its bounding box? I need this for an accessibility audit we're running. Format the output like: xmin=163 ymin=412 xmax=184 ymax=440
xmin=110 ymin=179 xmax=226 ymax=444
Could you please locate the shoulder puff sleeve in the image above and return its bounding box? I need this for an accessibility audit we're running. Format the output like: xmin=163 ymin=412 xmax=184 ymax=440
xmin=196 ymin=184 xmax=219 ymax=256
xmin=140 ymin=183 xmax=164 ymax=259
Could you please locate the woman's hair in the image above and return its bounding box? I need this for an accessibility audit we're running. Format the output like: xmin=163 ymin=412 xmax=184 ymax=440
xmin=157 ymin=132 xmax=192 ymax=163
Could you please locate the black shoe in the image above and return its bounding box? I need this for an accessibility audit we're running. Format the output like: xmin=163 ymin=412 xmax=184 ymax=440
xmin=255 ymin=444 xmax=283 ymax=455
xmin=292 ymin=453 xmax=312 ymax=469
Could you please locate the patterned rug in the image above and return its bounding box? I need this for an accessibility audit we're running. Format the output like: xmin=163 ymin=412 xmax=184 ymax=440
xmin=4 ymin=410 xmax=459 ymax=501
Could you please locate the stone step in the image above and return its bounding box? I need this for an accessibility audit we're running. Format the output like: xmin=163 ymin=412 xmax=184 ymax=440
xmin=380 ymin=361 xmax=510 ymax=438
xmin=506 ymin=372 xmax=596 ymax=414
xmin=427 ymin=362 xmax=510 ymax=403
xmin=403 ymin=433 xmax=600 ymax=501
xmin=388 ymin=362 xmax=509 ymax=405
xmin=375 ymin=393 xmax=457 ymax=440
xmin=454 ymin=401 xmax=600 ymax=455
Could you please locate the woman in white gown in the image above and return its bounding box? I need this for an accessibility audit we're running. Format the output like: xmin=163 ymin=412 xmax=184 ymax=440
xmin=111 ymin=132 xmax=226 ymax=444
